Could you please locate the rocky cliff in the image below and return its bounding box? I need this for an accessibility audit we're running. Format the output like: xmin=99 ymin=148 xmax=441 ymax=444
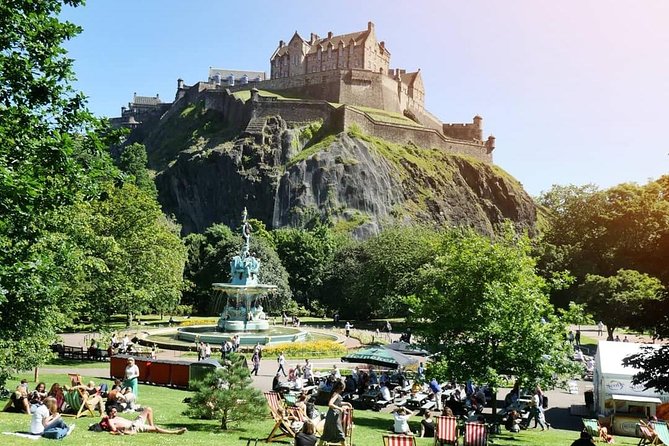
xmin=139 ymin=107 xmax=536 ymax=237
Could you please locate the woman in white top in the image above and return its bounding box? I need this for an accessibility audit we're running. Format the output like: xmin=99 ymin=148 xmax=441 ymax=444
xmin=124 ymin=357 xmax=140 ymax=397
xmin=30 ymin=397 xmax=72 ymax=437
xmin=393 ymin=407 xmax=415 ymax=434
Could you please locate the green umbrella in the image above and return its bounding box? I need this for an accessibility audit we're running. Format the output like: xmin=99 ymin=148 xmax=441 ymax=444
xmin=341 ymin=346 xmax=419 ymax=369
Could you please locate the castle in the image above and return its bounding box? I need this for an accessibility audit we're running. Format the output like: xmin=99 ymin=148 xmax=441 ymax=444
xmin=114 ymin=22 xmax=496 ymax=162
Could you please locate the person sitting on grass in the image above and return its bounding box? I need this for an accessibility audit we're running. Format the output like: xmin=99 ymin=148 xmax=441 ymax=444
xmin=101 ymin=406 xmax=187 ymax=435
xmin=3 ymin=383 xmax=31 ymax=414
xmin=420 ymin=412 xmax=435 ymax=437
xmin=30 ymin=397 xmax=75 ymax=438
xmin=295 ymin=419 xmax=318 ymax=446
xmin=47 ymin=383 xmax=65 ymax=413
xmin=393 ymin=407 xmax=415 ymax=434
xmin=29 ymin=382 xmax=48 ymax=405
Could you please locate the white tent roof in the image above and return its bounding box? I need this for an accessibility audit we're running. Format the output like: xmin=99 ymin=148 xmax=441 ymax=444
xmin=597 ymin=340 xmax=660 ymax=376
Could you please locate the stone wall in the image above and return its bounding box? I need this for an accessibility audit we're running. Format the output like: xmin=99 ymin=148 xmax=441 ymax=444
xmin=338 ymin=106 xmax=492 ymax=162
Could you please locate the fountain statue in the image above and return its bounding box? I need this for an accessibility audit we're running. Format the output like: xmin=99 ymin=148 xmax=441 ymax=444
xmin=213 ymin=208 xmax=277 ymax=332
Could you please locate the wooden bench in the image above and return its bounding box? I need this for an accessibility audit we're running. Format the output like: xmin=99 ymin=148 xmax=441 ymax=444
xmin=61 ymin=345 xmax=85 ymax=360
xmin=373 ymin=399 xmax=393 ymax=411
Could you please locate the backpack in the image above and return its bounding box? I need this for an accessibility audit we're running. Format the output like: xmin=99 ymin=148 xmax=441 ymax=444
xmin=88 ymin=422 xmax=104 ymax=432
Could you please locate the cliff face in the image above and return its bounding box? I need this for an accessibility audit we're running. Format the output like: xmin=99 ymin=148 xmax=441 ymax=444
xmin=146 ymin=113 xmax=536 ymax=237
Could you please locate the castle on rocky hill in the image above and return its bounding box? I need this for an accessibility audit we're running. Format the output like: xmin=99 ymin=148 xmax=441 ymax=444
xmin=113 ymin=22 xmax=496 ymax=162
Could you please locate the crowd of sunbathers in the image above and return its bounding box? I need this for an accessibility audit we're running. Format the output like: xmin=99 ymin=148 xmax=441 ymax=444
xmin=3 ymin=368 xmax=186 ymax=438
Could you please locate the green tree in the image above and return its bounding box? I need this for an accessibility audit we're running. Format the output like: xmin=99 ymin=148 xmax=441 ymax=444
xmin=186 ymin=354 xmax=266 ymax=429
xmin=0 ymin=0 xmax=118 ymax=383
xmin=557 ymin=301 xmax=594 ymax=330
xmin=319 ymin=226 xmax=440 ymax=319
xmin=117 ymin=142 xmax=157 ymax=196
xmin=407 ymin=228 xmax=576 ymax=413
xmin=579 ymin=269 xmax=666 ymax=340
xmin=537 ymin=180 xmax=669 ymax=312
xmin=272 ymin=224 xmax=337 ymax=308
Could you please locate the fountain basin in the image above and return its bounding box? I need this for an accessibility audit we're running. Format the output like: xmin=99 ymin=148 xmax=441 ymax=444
xmin=177 ymin=325 xmax=309 ymax=346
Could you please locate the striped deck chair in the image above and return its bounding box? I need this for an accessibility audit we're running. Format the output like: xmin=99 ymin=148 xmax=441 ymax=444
xmin=637 ymin=420 xmax=657 ymax=445
xmin=62 ymin=387 xmax=95 ymax=418
xmin=463 ymin=422 xmax=487 ymax=446
xmin=264 ymin=391 xmax=296 ymax=443
xmin=383 ymin=434 xmax=417 ymax=446
xmin=434 ymin=416 xmax=458 ymax=445
xmin=652 ymin=422 xmax=669 ymax=446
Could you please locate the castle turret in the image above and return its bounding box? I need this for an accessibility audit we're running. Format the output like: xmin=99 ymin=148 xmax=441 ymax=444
xmin=473 ymin=115 xmax=483 ymax=140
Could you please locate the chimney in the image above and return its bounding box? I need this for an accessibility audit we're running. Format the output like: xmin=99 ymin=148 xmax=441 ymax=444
xmin=368 ymin=21 xmax=374 ymax=31
xmin=177 ymin=78 xmax=184 ymax=89
xmin=279 ymin=40 xmax=285 ymax=48
xmin=327 ymin=31 xmax=333 ymax=40
xmin=380 ymin=41 xmax=385 ymax=49
xmin=156 ymin=93 xmax=160 ymax=99
xmin=310 ymin=33 xmax=319 ymax=44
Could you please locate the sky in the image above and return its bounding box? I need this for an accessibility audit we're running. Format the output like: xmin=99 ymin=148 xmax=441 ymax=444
xmin=61 ymin=0 xmax=669 ymax=196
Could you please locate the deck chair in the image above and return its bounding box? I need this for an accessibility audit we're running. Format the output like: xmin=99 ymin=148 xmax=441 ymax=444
xmin=62 ymin=387 xmax=96 ymax=418
xmin=342 ymin=407 xmax=354 ymax=446
xmin=264 ymin=391 xmax=296 ymax=443
xmin=652 ymin=422 xmax=669 ymax=446
xmin=637 ymin=420 xmax=657 ymax=446
xmin=582 ymin=418 xmax=608 ymax=443
xmin=434 ymin=415 xmax=458 ymax=445
xmin=383 ymin=434 xmax=417 ymax=446
xmin=463 ymin=422 xmax=487 ymax=446
xmin=68 ymin=373 xmax=82 ymax=386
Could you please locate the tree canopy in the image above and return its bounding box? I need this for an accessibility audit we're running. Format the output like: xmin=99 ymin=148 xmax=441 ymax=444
xmin=407 ymin=228 xmax=576 ymax=410
xmin=578 ymin=269 xmax=665 ymax=340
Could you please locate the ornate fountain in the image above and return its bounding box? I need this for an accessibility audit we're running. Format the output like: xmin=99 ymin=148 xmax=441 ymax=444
xmin=213 ymin=208 xmax=276 ymax=331
xmin=174 ymin=208 xmax=309 ymax=346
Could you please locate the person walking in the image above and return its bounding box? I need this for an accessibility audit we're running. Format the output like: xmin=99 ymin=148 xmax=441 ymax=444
xmin=251 ymin=351 xmax=260 ymax=376
xmin=597 ymin=321 xmax=604 ymax=337
xmin=344 ymin=321 xmax=351 ymax=338
xmin=575 ymin=330 xmax=581 ymax=347
xmin=277 ymin=352 xmax=287 ymax=377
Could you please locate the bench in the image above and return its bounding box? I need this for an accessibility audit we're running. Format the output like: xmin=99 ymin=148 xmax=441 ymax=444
xmin=419 ymin=401 xmax=435 ymax=413
xmin=373 ymin=399 xmax=393 ymax=411
xmin=61 ymin=345 xmax=85 ymax=360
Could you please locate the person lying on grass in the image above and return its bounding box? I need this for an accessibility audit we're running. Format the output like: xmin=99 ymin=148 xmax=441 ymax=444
xmin=101 ymin=406 xmax=187 ymax=435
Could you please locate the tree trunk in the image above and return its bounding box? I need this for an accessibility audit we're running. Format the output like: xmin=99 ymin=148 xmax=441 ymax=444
xmin=607 ymin=326 xmax=615 ymax=341
xmin=491 ymin=390 xmax=498 ymax=416
xmin=221 ymin=414 xmax=227 ymax=430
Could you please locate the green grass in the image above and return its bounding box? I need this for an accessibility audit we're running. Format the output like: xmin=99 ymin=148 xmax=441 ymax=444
xmin=231 ymin=89 xmax=290 ymax=102
xmin=0 ymin=373 xmax=641 ymax=445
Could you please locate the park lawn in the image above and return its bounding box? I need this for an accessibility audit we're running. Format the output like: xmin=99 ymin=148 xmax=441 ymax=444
xmin=0 ymin=373 xmax=641 ymax=445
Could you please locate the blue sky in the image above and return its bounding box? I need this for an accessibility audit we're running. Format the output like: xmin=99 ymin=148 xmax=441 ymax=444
xmin=62 ymin=0 xmax=669 ymax=196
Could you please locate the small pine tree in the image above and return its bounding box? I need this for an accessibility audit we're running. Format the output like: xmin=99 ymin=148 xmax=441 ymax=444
xmin=186 ymin=353 xmax=266 ymax=429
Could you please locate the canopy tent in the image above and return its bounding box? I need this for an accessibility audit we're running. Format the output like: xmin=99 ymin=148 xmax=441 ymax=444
xmin=341 ymin=346 xmax=419 ymax=369
xmin=385 ymin=341 xmax=429 ymax=356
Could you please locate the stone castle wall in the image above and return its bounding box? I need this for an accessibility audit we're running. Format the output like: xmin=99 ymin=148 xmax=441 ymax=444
xmin=336 ymin=106 xmax=492 ymax=162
